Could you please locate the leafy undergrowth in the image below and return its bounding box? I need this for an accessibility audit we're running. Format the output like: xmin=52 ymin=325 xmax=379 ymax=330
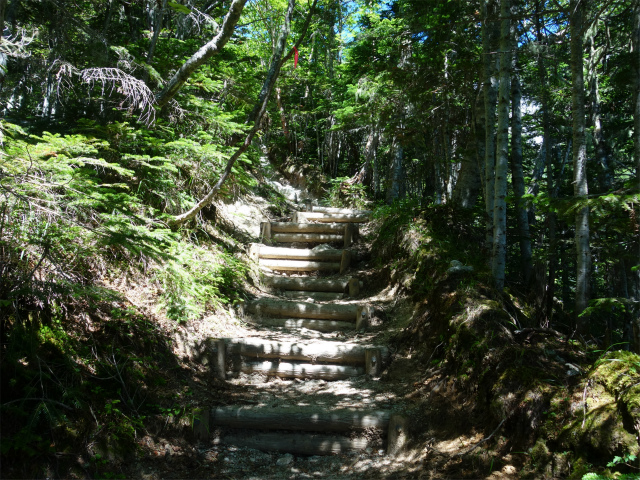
xmin=0 ymin=120 xmax=262 ymax=478
xmin=369 ymin=201 xmax=640 ymax=479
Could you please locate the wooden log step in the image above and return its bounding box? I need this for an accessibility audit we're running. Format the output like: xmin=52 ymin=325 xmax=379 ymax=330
xmin=309 ymin=206 xmax=373 ymax=217
xmin=239 ymin=360 xmax=365 ymax=380
xmin=269 ymin=222 xmax=354 ymax=234
xmin=294 ymin=211 xmax=371 ymax=224
xmin=281 ymin=290 xmax=344 ymax=301
xmin=220 ymin=431 xmax=370 ymax=456
xmin=259 ymin=259 xmax=341 ymax=272
xmin=263 ymin=276 xmax=360 ymax=295
xmin=250 ymin=317 xmax=354 ymax=333
xmin=225 ymin=338 xmax=375 ymax=365
xmin=271 ymin=233 xmax=344 ymax=244
xmin=245 ymin=299 xmax=358 ymax=322
xmin=255 ymin=245 xmax=345 ymax=261
xmin=212 ymin=405 xmax=391 ymax=433
xmin=261 ymin=222 xmax=357 ymax=247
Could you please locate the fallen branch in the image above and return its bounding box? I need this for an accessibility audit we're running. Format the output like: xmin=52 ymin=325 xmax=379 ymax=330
xmin=457 ymin=417 xmax=506 ymax=457
xmin=1 ymin=397 xmax=74 ymax=411
xmin=514 ymin=327 xmax=564 ymax=338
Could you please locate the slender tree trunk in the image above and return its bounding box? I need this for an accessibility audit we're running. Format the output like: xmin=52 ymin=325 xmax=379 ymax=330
xmin=483 ymin=0 xmax=500 ymax=252
xmin=510 ymin=59 xmax=532 ymax=284
xmin=276 ymin=87 xmax=291 ymax=148
xmin=386 ymin=138 xmax=405 ymax=204
xmin=633 ymin=0 xmax=640 ymax=353
xmin=156 ymin=0 xmax=247 ymax=108
xmin=492 ymin=0 xmax=511 ymax=290
xmin=588 ymin=34 xmax=612 ymax=192
xmin=635 ymin=0 xmax=640 ymax=193
xmin=169 ymin=0 xmax=295 ymax=227
xmin=147 ymin=0 xmax=168 ymax=66
xmin=571 ymin=0 xmax=591 ymax=335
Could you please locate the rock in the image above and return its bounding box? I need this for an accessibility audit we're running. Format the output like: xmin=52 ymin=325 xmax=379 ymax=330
xmin=276 ymin=454 xmax=294 ymax=466
xmin=448 ymin=260 xmax=473 ymax=274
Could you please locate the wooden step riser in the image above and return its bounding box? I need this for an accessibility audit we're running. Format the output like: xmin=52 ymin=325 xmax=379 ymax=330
xmin=249 ymin=317 xmax=354 ymax=333
xmin=252 ymin=244 xmax=348 ymax=261
xmin=209 ymin=339 xmax=384 ymax=380
xmin=243 ymin=299 xmax=371 ymax=324
xmin=303 ymin=202 xmax=373 ymax=217
xmin=281 ymin=291 xmax=344 ymax=301
xmin=211 ymin=406 xmax=391 ymax=433
xmin=217 ymin=432 xmax=372 ymax=456
xmin=294 ymin=211 xmax=371 ymax=224
xmin=193 ymin=410 xmax=409 ymax=456
xmin=250 ymin=244 xmax=351 ymax=274
xmin=262 ymin=276 xmax=361 ymax=296
xmin=261 ymin=222 xmax=357 ymax=248
xmin=223 ymin=337 xmax=389 ymax=366
xmin=237 ymin=360 xmax=364 ymax=380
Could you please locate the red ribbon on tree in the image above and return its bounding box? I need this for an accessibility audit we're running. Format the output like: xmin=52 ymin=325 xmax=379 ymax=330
xmin=294 ymin=46 xmax=299 ymax=68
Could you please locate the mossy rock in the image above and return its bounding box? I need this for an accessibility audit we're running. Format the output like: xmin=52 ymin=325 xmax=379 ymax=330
xmin=555 ymin=380 xmax=639 ymax=462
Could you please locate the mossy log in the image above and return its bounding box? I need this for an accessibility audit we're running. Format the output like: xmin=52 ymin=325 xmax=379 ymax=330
xmin=212 ymin=405 xmax=391 ymax=433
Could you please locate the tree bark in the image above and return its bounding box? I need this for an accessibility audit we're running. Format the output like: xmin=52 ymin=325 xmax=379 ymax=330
xmin=571 ymin=0 xmax=591 ymax=335
xmin=482 ymin=0 xmax=500 ymax=251
xmin=491 ymin=0 xmax=511 ymax=290
xmin=588 ymin=33 xmax=612 ymax=192
xmin=634 ymin=0 xmax=640 ymax=193
xmin=510 ymin=56 xmax=532 ymax=285
xmin=169 ymin=0 xmax=295 ymax=227
xmin=155 ymin=0 xmax=247 ymax=108
xmin=386 ymin=138 xmax=406 ymax=204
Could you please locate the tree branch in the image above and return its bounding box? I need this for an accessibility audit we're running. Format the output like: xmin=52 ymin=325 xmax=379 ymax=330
xmin=155 ymin=0 xmax=247 ymax=108
xmin=168 ymin=0 xmax=297 ymax=228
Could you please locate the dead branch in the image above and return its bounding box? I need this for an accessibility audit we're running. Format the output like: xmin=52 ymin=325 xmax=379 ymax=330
xmin=81 ymin=68 xmax=156 ymax=125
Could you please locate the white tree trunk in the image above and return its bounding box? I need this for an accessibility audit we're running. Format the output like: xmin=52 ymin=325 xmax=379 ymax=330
xmin=491 ymin=0 xmax=511 ymax=290
xmin=571 ymin=0 xmax=591 ymax=334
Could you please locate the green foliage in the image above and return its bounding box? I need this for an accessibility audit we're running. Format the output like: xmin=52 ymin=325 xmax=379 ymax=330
xmin=324 ymin=176 xmax=368 ymax=209
xmin=153 ymin=242 xmax=247 ymax=322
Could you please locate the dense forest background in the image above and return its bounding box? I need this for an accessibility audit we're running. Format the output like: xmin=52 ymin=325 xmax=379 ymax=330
xmin=1 ymin=0 xmax=639 ymax=478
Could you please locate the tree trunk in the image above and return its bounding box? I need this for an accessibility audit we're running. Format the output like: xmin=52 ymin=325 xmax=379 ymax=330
xmin=168 ymin=0 xmax=295 ymax=227
xmin=386 ymin=138 xmax=405 ymax=204
xmin=571 ymin=0 xmax=591 ymax=335
xmin=482 ymin=0 xmax=500 ymax=251
xmin=491 ymin=0 xmax=511 ymax=290
xmin=155 ymin=0 xmax=247 ymax=108
xmin=510 ymin=58 xmax=532 ymax=284
xmin=634 ymin=0 xmax=640 ymax=192
xmin=588 ymin=33 xmax=612 ymax=192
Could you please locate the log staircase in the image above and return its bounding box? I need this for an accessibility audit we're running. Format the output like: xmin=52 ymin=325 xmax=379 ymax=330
xmin=195 ymin=203 xmax=407 ymax=458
